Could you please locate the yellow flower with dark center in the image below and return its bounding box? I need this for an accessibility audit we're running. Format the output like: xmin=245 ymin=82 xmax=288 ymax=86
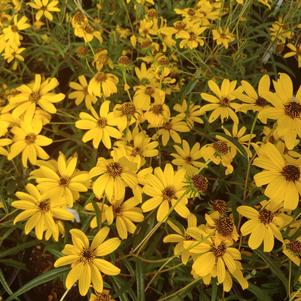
xmin=30 ymin=152 xmax=90 ymax=206
xmin=7 ymin=109 xmax=52 ymax=167
xmin=212 ymin=28 xmax=235 ymax=49
xmin=141 ymin=163 xmax=190 ymax=222
xmin=283 ymin=236 xmax=301 ymax=266
xmin=75 ymin=101 xmax=121 ymax=149
xmin=113 ymin=102 xmax=140 ymax=132
xmin=12 ymin=183 xmax=73 ymax=240
xmin=69 ymin=75 xmax=97 ymax=109
xmin=88 ymin=72 xmax=118 ymax=98
xmin=200 ymin=79 xmax=241 ymax=125
xmin=171 ymin=140 xmax=204 ymax=176
xmin=258 ymin=73 xmax=301 ymax=149
xmin=89 ymin=290 xmax=116 ymax=301
xmin=237 ymin=201 xmax=292 ymax=252
xmin=54 ymin=228 xmax=121 ymax=296
xmin=27 ymin=0 xmax=60 ymax=21
xmin=3 ymin=74 xmax=65 ymax=117
xmin=90 ymin=156 xmax=138 ymax=201
xmin=144 ymin=101 xmax=170 ymax=127
xmin=284 ymin=44 xmax=301 ymax=68
xmin=253 ymin=142 xmax=301 ymax=209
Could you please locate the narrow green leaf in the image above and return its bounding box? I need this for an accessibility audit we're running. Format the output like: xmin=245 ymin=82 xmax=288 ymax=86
xmin=6 ymin=267 xmax=69 ymax=301
xmin=247 ymin=283 xmax=273 ymax=301
xmin=0 ymin=240 xmax=38 ymax=259
xmin=136 ymin=259 xmax=145 ymax=301
xmin=0 ymin=268 xmax=16 ymax=298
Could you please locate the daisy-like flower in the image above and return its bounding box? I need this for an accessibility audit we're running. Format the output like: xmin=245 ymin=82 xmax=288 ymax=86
xmin=284 ymin=44 xmax=301 ymax=68
xmin=237 ymin=201 xmax=292 ymax=252
xmin=144 ymin=101 xmax=170 ymax=127
xmin=259 ymin=73 xmax=301 ymax=150
xmin=190 ymin=239 xmax=248 ymax=292
xmin=11 ymin=184 xmax=73 ymax=240
xmin=283 ymin=236 xmax=301 ymax=266
xmin=201 ymin=139 xmax=236 ymax=175
xmin=90 ymin=156 xmax=138 ymax=201
xmin=3 ymin=74 xmax=65 ymax=117
xmin=171 ymin=140 xmax=204 ymax=176
xmin=177 ymin=25 xmax=207 ymax=49
xmin=30 ymin=152 xmax=90 ymax=206
xmin=88 ymin=72 xmax=118 ymax=98
xmin=141 ymin=163 xmax=190 ymax=222
xmin=75 ymin=101 xmax=121 ymax=149
xmin=7 ymin=109 xmax=52 ymax=167
xmin=200 ymin=79 xmax=241 ymax=125
xmin=69 ymin=75 xmax=97 ymax=109
xmin=89 ymin=290 xmax=115 ymax=301
xmin=212 ymin=27 xmax=235 ymax=49
xmin=156 ymin=114 xmax=190 ymax=146
xmin=235 ymin=74 xmax=271 ymax=121
xmin=27 ymin=0 xmax=60 ymax=21
xmin=173 ymin=99 xmax=203 ymax=128
xmin=95 ymin=197 xmax=144 ymax=240
xmin=113 ymin=102 xmax=140 ymax=132
xmin=253 ymin=142 xmax=301 ymax=210
xmin=54 ymin=228 xmax=121 ymax=296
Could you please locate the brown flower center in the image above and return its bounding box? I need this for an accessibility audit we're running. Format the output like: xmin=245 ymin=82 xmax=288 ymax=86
xmin=287 ymin=240 xmax=301 ymax=255
xmin=118 ymin=55 xmax=131 ymax=65
xmin=97 ymin=117 xmax=107 ymax=128
xmin=259 ymin=209 xmax=274 ymax=224
xmin=220 ymin=98 xmax=230 ymax=106
xmin=162 ymin=186 xmax=176 ymax=201
xmin=147 ymin=8 xmax=157 ymax=18
xmin=145 ymin=86 xmax=155 ymax=96
xmin=281 ymin=165 xmax=300 ymax=182
xmin=191 ymin=174 xmax=208 ymax=193
xmin=174 ymin=21 xmax=186 ymax=31
xmin=59 ymin=177 xmax=70 ymax=186
xmin=216 ymin=216 xmax=234 ymax=236
xmin=256 ymin=97 xmax=268 ymax=107
xmin=81 ymin=248 xmax=95 ymax=263
xmin=212 ymin=242 xmax=226 ymax=257
xmin=131 ymin=147 xmax=141 ymax=156
xmin=120 ymin=102 xmax=136 ymax=116
xmin=106 ymin=162 xmax=123 ymax=178
xmin=29 ymin=91 xmax=40 ymax=103
xmin=211 ymin=199 xmax=228 ymax=214
xmin=94 ymin=291 xmax=114 ymax=301
xmin=151 ymin=104 xmax=163 ymax=115
xmin=11 ymin=25 xmax=18 ymax=32
xmin=284 ymin=102 xmax=301 ymax=119
xmin=39 ymin=200 xmax=50 ymax=212
xmin=25 ymin=134 xmax=36 ymax=144
xmin=95 ymin=72 xmax=107 ymax=82
xmin=163 ymin=122 xmax=172 ymax=130
xmin=213 ymin=141 xmax=228 ymax=154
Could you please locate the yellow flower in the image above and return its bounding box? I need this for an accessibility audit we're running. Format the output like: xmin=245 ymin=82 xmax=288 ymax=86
xmin=90 ymin=156 xmax=138 ymax=201
xmin=144 ymin=101 xmax=170 ymax=127
xmin=156 ymin=115 xmax=190 ymax=146
xmin=237 ymin=201 xmax=292 ymax=252
xmin=3 ymin=74 xmax=65 ymax=117
xmin=258 ymin=73 xmax=301 ymax=150
xmin=75 ymin=101 xmax=121 ymax=149
xmin=200 ymin=79 xmax=241 ymax=125
xmin=190 ymin=239 xmax=248 ymax=292
xmin=27 ymin=0 xmax=60 ymax=21
xmin=69 ymin=75 xmax=97 ymax=109
xmin=269 ymin=17 xmax=293 ymax=44
xmin=253 ymin=142 xmax=301 ymax=209
xmin=89 ymin=290 xmax=115 ymax=301
xmin=177 ymin=25 xmax=207 ymax=49
xmin=30 ymin=152 xmax=90 ymax=206
xmin=54 ymin=227 xmax=121 ymax=296
xmin=283 ymin=237 xmax=301 ymax=266
xmin=171 ymin=140 xmax=204 ymax=176
xmin=212 ymin=28 xmax=235 ymax=49
xmin=88 ymin=72 xmax=118 ymax=98
xmin=93 ymin=49 xmax=113 ymax=71
xmin=142 ymin=163 xmax=190 ymax=222
xmin=7 ymin=109 xmax=52 ymax=167
xmin=12 ymin=183 xmax=73 ymax=240
xmin=284 ymin=43 xmax=301 ymax=68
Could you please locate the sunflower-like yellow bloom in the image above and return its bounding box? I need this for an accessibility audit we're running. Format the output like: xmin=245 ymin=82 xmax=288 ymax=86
xmin=88 ymin=72 xmax=118 ymax=98
xmin=253 ymin=142 xmax=301 ymax=210
xmin=54 ymin=228 xmax=121 ymax=296
xmin=27 ymin=0 xmax=60 ymax=21
xmin=258 ymin=73 xmax=301 ymax=150
xmin=141 ymin=163 xmax=190 ymax=222
xmin=200 ymin=79 xmax=241 ymax=125
xmin=90 ymin=156 xmax=138 ymax=201
xmin=7 ymin=109 xmax=52 ymax=167
xmin=69 ymin=75 xmax=97 ymax=109
xmin=89 ymin=290 xmax=115 ymax=301
xmin=12 ymin=184 xmax=73 ymax=240
xmin=190 ymin=239 xmax=248 ymax=292
xmin=283 ymin=236 xmax=301 ymax=266
xmin=75 ymin=101 xmax=121 ymax=149
xmin=3 ymin=74 xmax=65 ymax=117
xmin=212 ymin=27 xmax=235 ymax=49
xmin=237 ymin=201 xmax=292 ymax=252
xmin=30 ymin=152 xmax=90 ymax=206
